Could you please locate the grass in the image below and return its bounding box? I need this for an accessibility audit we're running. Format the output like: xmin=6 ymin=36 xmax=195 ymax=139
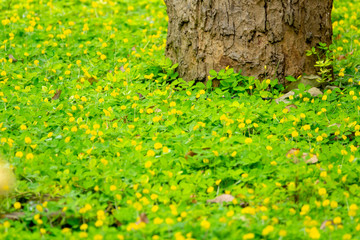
xmin=0 ymin=0 xmax=360 ymax=239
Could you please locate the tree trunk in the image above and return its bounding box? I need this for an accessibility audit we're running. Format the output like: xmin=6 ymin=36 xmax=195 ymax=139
xmin=165 ymin=0 xmax=333 ymax=86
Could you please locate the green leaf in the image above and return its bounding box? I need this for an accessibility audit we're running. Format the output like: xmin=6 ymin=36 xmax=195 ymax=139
xmin=285 ymin=76 xmax=297 ymax=82
xmin=209 ymin=69 xmax=217 ymax=77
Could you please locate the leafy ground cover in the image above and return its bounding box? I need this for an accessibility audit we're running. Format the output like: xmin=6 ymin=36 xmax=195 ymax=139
xmin=1 ymin=0 xmax=360 ymax=239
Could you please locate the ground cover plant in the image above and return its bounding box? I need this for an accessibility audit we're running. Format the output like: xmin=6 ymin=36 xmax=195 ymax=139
xmin=1 ymin=0 xmax=360 ymax=239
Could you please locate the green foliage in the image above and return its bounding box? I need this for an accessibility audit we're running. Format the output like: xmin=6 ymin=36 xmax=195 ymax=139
xmin=306 ymin=43 xmax=335 ymax=83
xmin=209 ymin=68 xmax=281 ymax=99
xmin=0 ymin=0 xmax=359 ymax=240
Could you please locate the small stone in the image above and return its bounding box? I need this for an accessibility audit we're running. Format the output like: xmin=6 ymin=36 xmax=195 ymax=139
xmin=307 ymin=87 xmax=323 ymax=97
xmin=275 ymin=91 xmax=295 ymax=104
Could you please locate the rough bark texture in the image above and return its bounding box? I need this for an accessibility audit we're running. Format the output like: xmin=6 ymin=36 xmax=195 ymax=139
xmin=165 ymin=0 xmax=333 ymax=85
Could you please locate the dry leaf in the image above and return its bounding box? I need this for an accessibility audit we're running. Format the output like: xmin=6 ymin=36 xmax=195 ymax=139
xmin=329 ymin=123 xmax=341 ymax=128
xmin=286 ymin=148 xmax=300 ymax=158
xmin=347 ymin=50 xmax=354 ymax=56
xmin=302 ymin=153 xmax=318 ymax=164
xmin=285 ymin=104 xmax=298 ymax=112
xmin=52 ymin=89 xmax=62 ymax=100
xmin=136 ymin=213 xmax=149 ymax=225
xmin=286 ymin=149 xmax=318 ymax=164
xmin=137 ymin=93 xmax=144 ymax=99
xmin=320 ymin=220 xmax=334 ymax=230
xmin=1 ymin=212 xmax=25 ymax=220
xmin=207 ymin=194 xmax=235 ymax=204
xmin=190 ymin=194 xmax=197 ymax=203
xmin=8 ymin=54 xmax=18 ymax=63
xmin=337 ymin=55 xmax=346 ymax=61
xmin=87 ymin=77 xmax=98 ymax=85
xmin=185 ymin=151 xmax=197 ymax=160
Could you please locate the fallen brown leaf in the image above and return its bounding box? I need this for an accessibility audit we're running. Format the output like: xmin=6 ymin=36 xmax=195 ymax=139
xmin=286 ymin=149 xmax=318 ymax=164
xmin=337 ymin=55 xmax=346 ymax=61
xmin=136 ymin=213 xmax=149 ymax=225
xmin=207 ymin=194 xmax=235 ymax=204
xmin=87 ymin=77 xmax=98 ymax=85
xmin=190 ymin=194 xmax=197 ymax=203
xmin=285 ymin=104 xmax=298 ymax=112
xmin=52 ymin=89 xmax=62 ymax=100
xmin=286 ymin=148 xmax=300 ymax=158
xmin=302 ymin=153 xmax=319 ymax=164
xmin=328 ymin=123 xmax=341 ymax=128
xmin=8 ymin=54 xmax=18 ymax=63
xmin=185 ymin=151 xmax=197 ymax=160
xmin=320 ymin=220 xmax=334 ymax=230
xmin=1 ymin=212 xmax=25 ymax=220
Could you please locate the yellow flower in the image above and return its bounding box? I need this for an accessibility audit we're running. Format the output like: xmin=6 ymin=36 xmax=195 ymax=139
xmin=318 ymin=188 xmax=327 ymax=196
xmin=302 ymin=125 xmax=311 ymax=131
xmin=165 ymin=218 xmax=174 ymax=225
xmin=292 ymin=131 xmax=299 ymax=137
xmin=25 ymin=137 xmax=32 ymax=144
xmin=300 ymin=205 xmax=310 ymax=215
xmin=3 ymin=221 xmax=10 ymax=228
xmin=145 ymin=161 xmax=152 ymax=168
xmin=243 ymin=233 xmax=255 ymax=240
xmin=154 ymin=217 xmax=163 ymax=224
xmin=244 ymin=138 xmax=252 ymax=144
xmin=15 ymin=151 xmax=23 ymax=158
xmin=207 ymin=186 xmax=214 ymax=193
xmin=343 ymin=234 xmax=352 ymax=240
xmin=94 ymin=234 xmax=103 ymax=240
xmin=200 ymin=219 xmax=210 ymax=229
xmin=162 ymin=146 xmax=169 ymax=153
xmin=262 ymin=225 xmax=274 ymax=236
xmin=80 ymin=224 xmax=88 ymax=231
xmin=333 ymin=216 xmax=341 ymax=224
xmin=154 ymin=142 xmax=162 ymax=149
xmin=279 ymin=230 xmax=287 ymax=237
xmin=79 ymin=232 xmax=88 ymax=238
xmin=226 ymin=210 xmax=234 ymax=217
xmin=308 ymin=227 xmax=320 ymax=239
xmin=95 ymin=220 xmax=103 ymax=227
xmin=316 ymin=136 xmax=323 ymax=142
xmin=147 ymin=150 xmax=155 ymax=157
xmin=14 ymin=202 xmax=21 ymax=209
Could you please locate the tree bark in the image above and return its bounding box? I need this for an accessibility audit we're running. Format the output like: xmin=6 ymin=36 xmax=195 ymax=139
xmin=165 ymin=0 xmax=333 ymax=85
